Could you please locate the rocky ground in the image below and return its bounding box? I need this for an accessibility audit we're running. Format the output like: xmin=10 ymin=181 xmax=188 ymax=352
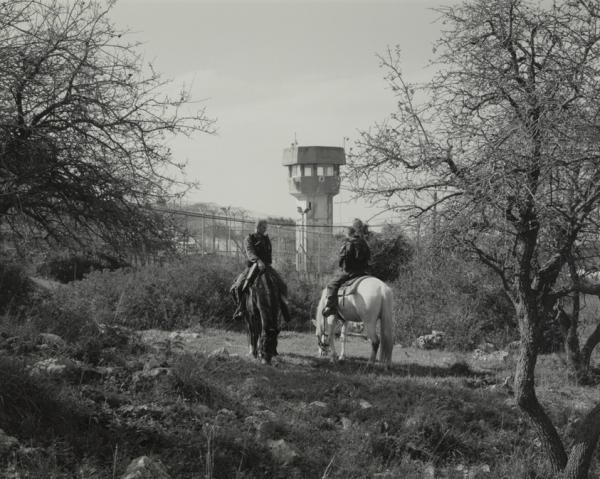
xmin=0 ymin=325 xmax=597 ymax=478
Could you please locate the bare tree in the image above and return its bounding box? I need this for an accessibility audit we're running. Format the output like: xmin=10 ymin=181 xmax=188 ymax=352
xmin=0 ymin=0 xmax=214 ymax=252
xmin=347 ymin=1 xmax=600 ymax=477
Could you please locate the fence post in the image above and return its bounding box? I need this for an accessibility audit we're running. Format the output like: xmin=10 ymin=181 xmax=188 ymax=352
xmin=227 ymin=214 xmax=231 ymax=257
xmin=212 ymin=217 xmax=216 ymax=253
xmin=317 ymin=231 xmax=321 ymax=274
xmin=201 ymin=215 xmax=205 ymax=253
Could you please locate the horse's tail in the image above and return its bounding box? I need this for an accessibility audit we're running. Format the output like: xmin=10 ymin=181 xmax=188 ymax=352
xmin=379 ymin=283 xmax=394 ymax=366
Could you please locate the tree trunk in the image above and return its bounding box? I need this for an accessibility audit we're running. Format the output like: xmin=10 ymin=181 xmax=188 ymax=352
xmin=561 ymin=403 xmax=600 ymax=479
xmin=514 ymin=297 xmax=568 ymax=473
xmin=581 ymin=322 xmax=600 ymax=374
xmin=557 ymin=296 xmax=592 ymax=385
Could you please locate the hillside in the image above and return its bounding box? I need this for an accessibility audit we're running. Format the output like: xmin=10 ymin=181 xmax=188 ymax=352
xmin=2 ymin=327 xmax=598 ymax=478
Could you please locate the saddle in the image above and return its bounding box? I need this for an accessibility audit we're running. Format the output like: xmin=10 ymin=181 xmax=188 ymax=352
xmin=336 ymin=275 xmax=370 ymax=321
xmin=337 ymin=275 xmax=370 ymax=298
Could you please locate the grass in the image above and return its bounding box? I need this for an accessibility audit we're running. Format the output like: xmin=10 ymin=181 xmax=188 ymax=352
xmin=1 ymin=327 xmax=600 ymax=478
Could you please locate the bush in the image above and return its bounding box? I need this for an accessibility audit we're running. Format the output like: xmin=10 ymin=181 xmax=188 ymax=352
xmin=275 ymin=259 xmax=324 ymax=331
xmin=394 ymin=248 xmax=516 ymax=350
xmin=55 ymin=254 xmax=240 ymax=330
xmin=38 ymin=250 xmax=128 ymax=283
xmin=367 ymin=224 xmax=413 ymax=282
xmin=21 ymin=253 xmax=321 ymax=336
xmin=0 ymin=261 xmax=32 ymax=314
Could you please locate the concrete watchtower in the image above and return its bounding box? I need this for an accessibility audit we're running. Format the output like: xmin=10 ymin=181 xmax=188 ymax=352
xmin=282 ymin=145 xmax=346 ymax=271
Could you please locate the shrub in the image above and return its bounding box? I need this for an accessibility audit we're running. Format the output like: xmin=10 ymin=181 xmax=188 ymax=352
xmin=27 ymin=253 xmax=324 ymax=335
xmin=37 ymin=250 xmax=128 ymax=283
xmin=0 ymin=261 xmax=32 ymax=314
xmin=394 ymin=248 xmax=516 ymax=350
xmin=57 ymin=254 xmax=241 ymax=330
xmin=367 ymin=224 xmax=413 ymax=282
xmin=274 ymin=259 xmax=324 ymax=331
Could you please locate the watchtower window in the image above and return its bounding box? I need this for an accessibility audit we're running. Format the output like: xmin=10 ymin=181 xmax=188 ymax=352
xmin=303 ymin=165 xmax=313 ymax=176
xmin=292 ymin=165 xmax=301 ymax=177
xmin=317 ymin=165 xmax=335 ymax=176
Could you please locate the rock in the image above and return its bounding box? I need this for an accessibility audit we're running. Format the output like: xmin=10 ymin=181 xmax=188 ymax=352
xmin=373 ymin=471 xmax=398 ymax=479
xmin=29 ymin=357 xmax=82 ymax=379
xmin=143 ymin=358 xmax=162 ymax=370
xmin=118 ymin=404 xmax=166 ymax=419
xmin=309 ymin=401 xmax=328 ymax=409
xmin=266 ymin=439 xmax=299 ymax=465
xmin=98 ymin=323 xmax=134 ymax=348
xmin=215 ymin=408 xmax=236 ymax=424
xmin=0 ymin=429 xmax=19 ymax=456
xmin=256 ymin=420 xmax=279 ymax=440
xmin=423 ymin=464 xmax=436 ymax=478
xmin=416 ymin=331 xmax=445 ymax=350
xmin=472 ymin=349 xmax=509 ymax=362
xmin=121 ymin=456 xmax=171 ymax=479
xmin=208 ymin=347 xmax=230 ymax=359
xmin=456 ymin=464 xmax=491 ymax=478
xmin=192 ymin=403 xmax=212 ymax=416
xmin=38 ymin=333 xmax=67 ymax=349
xmin=340 ymin=417 xmax=353 ymax=430
xmin=245 ymin=410 xmax=281 ymax=439
xmin=145 ymin=367 xmax=172 ymax=378
xmin=169 ymin=331 xmax=200 ymax=340
xmin=358 ymin=399 xmax=373 ymax=409
xmin=477 ymin=341 xmax=496 ymax=353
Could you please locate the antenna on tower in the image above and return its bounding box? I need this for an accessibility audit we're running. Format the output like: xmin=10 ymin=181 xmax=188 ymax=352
xmin=292 ymin=132 xmax=298 ymax=147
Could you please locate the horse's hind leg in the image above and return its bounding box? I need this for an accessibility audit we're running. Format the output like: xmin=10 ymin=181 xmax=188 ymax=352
xmin=365 ymin=316 xmax=380 ymax=364
xmin=370 ymin=339 xmax=380 ymax=364
xmin=246 ymin=319 xmax=259 ymax=358
xmin=245 ymin=301 xmax=260 ymax=358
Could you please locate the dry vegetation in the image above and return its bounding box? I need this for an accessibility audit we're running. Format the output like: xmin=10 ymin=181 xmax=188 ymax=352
xmin=2 ymin=322 xmax=600 ymax=479
xmin=1 ymin=254 xmax=599 ymax=478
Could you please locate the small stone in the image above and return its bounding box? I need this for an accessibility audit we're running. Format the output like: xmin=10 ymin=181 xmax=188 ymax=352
xmin=208 ymin=347 xmax=230 ymax=359
xmin=358 ymin=399 xmax=373 ymax=409
xmin=29 ymin=358 xmax=82 ymax=378
xmin=340 ymin=417 xmax=353 ymax=430
xmin=38 ymin=333 xmax=67 ymax=349
xmin=120 ymin=456 xmax=171 ymax=479
xmin=266 ymin=439 xmax=299 ymax=465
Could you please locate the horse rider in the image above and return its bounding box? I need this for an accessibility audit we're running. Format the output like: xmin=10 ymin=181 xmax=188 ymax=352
xmin=231 ymin=219 xmax=291 ymax=322
xmin=321 ymin=218 xmax=371 ymax=320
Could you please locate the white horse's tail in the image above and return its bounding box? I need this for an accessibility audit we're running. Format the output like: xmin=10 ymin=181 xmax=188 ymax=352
xmin=379 ymin=284 xmax=394 ymax=365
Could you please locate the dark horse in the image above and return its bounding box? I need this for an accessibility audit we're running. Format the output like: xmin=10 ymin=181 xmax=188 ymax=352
xmin=244 ymin=266 xmax=284 ymax=364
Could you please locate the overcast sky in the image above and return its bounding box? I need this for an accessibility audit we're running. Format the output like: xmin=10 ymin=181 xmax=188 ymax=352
xmin=110 ymin=0 xmax=451 ymax=225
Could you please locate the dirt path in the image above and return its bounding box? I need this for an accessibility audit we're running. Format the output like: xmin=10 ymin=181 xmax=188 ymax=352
xmin=138 ymin=327 xmax=470 ymax=371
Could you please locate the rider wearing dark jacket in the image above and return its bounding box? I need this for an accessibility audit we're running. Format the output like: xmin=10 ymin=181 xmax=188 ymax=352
xmin=322 ymin=218 xmax=371 ymax=319
xmin=231 ymin=219 xmax=290 ymax=322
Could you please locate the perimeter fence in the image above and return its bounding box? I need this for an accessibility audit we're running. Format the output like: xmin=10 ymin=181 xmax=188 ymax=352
xmin=163 ymin=207 xmax=342 ymax=277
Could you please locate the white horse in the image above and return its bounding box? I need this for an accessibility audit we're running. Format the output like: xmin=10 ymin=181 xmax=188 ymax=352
xmin=313 ymin=276 xmax=394 ymax=368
